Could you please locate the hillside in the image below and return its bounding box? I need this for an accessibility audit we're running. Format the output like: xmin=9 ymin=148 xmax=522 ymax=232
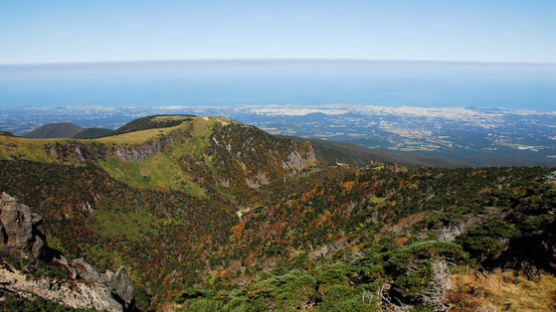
xmin=280 ymin=135 xmax=470 ymax=167
xmin=0 ymin=131 xmax=15 ymax=137
xmin=1 ymin=115 xmax=317 ymax=201
xmin=24 ymin=122 xmax=85 ymax=139
xmin=1 ymin=115 xmax=555 ymax=311
xmin=73 ymin=127 xmax=114 ymax=139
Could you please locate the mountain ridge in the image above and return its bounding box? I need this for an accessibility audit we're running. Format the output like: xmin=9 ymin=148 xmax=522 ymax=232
xmin=1 ymin=115 xmax=318 ymax=200
xmin=15 ymin=115 xmax=469 ymax=168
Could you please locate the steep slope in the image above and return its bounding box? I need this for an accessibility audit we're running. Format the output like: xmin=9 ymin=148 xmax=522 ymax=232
xmin=24 ymin=122 xmax=84 ymax=138
xmin=167 ymin=165 xmax=555 ymax=311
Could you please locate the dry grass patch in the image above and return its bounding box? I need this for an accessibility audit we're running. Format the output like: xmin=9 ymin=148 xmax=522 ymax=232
xmin=448 ymin=266 xmax=556 ymax=311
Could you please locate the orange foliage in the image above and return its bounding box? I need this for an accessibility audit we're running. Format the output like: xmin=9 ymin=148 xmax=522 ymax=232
xmin=342 ymin=181 xmax=356 ymax=193
xmin=162 ymin=274 xmax=171 ymax=286
xmin=478 ymin=187 xmax=492 ymax=194
xmin=353 ymin=242 xmax=366 ymax=250
xmin=396 ymin=212 xmax=425 ymax=227
xmin=230 ymin=220 xmax=246 ymax=241
xmin=243 ymin=252 xmax=257 ymax=267
xmin=300 ymin=189 xmax=316 ymax=202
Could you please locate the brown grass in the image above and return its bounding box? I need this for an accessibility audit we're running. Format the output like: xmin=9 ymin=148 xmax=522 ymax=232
xmin=448 ymin=266 xmax=556 ymax=311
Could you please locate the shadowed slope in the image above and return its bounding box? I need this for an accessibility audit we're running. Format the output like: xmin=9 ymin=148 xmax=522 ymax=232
xmin=24 ymin=122 xmax=84 ymax=139
xmin=73 ymin=128 xmax=114 ymax=139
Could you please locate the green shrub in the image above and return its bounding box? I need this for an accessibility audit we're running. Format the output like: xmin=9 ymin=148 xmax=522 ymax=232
xmin=456 ymin=218 xmax=518 ymax=262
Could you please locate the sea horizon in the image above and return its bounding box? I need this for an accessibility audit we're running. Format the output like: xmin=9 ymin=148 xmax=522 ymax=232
xmin=1 ymin=59 xmax=555 ymax=112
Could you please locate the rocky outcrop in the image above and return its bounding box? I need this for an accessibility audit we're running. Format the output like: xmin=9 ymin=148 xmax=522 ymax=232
xmin=47 ymin=129 xmax=186 ymax=163
xmin=71 ymin=258 xmax=135 ymax=309
xmin=0 ymin=193 xmax=135 ymax=311
xmin=0 ymin=192 xmax=46 ymax=261
xmin=281 ymin=143 xmax=316 ymax=173
xmin=110 ymin=267 xmax=135 ymax=310
xmin=71 ymin=258 xmax=135 ymax=310
xmin=47 ymin=141 xmax=108 ymax=163
xmin=0 ymin=262 xmax=124 ymax=312
xmin=245 ymin=171 xmax=270 ymax=189
xmin=113 ymin=130 xmax=184 ymax=162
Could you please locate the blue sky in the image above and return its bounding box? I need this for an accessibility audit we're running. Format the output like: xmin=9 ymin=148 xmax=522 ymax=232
xmin=0 ymin=0 xmax=555 ymax=64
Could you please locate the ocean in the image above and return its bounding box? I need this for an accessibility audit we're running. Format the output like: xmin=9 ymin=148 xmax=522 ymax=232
xmin=1 ymin=60 xmax=555 ymax=111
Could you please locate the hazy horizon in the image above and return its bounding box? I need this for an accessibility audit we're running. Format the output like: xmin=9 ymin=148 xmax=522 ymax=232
xmin=2 ymin=58 xmax=556 ymax=67
xmin=2 ymin=60 xmax=555 ymax=112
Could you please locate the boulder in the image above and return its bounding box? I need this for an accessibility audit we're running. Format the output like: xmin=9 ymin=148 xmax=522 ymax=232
xmin=70 ymin=259 xmax=135 ymax=310
xmin=0 ymin=192 xmax=46 ymax=261
xmin=110 ymin=267 xmax=135 ymax=310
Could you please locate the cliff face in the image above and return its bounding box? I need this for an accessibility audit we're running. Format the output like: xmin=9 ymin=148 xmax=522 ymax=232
xmin=282 ymin=144 xmax=316 ymax=173
xmin=113 ymin=129 xmax=185 ymax=162
xmin=46 ymin=130 xmax=183 ymax=163
xmin=0 ymin=193 xmax=135 ymax=312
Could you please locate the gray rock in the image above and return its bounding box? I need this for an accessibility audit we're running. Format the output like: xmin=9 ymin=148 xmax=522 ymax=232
xmin=104 ymin=269 xmax=115 ymax=283
xmin=110 ymin=267 xmax=135 ymax=309
xmin=0 ymin=264 xmax=124 ymax=312
xmin=281 ymin=145 xmax=316 ymax=173
xmin=0 ymin=192 xmax=46 ymax=261
xmin=31 ymin=237 xmax=45 ymax=260
xmin=113 ymin=130 xmax=180 ymax=162
xmin=71 ymin=258 xmax=106 ymax=283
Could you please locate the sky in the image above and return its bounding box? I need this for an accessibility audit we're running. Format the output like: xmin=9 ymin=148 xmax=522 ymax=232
xmin=0 ymin=0 xmax=555 ymax=64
